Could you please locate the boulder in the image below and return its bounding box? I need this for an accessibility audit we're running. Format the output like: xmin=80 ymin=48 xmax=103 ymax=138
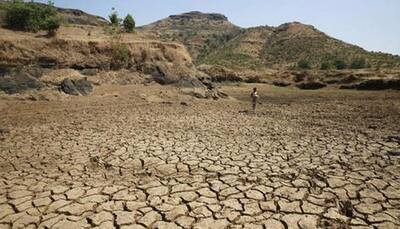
xmin=296 ymin=81 xmax=326 ymax=90
xmin=60 ymin=78 xmax=93 ymax=96
xmin=177 ymin=77 xmax=205 ymax=88
xmin=197 ymin=65 xmax=243 ymax=82
xmin=0 ymin=71 xmax=43 ymax=94
xmin=60 ymin=78 xmax=79 ymax=96
xmin=74 ymin=78 xmax=93 ymax=95
xmin=340 ymin=75 xmax=359 ymax=84
xmin=340 ymin=79 xmax=400 ymax=90
xmin=355 ymin=79 xmax=400 ymax=90
xmin=273 ymin=80 xmax=291 ymax=87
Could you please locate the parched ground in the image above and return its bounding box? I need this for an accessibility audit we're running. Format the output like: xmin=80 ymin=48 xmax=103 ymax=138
xmin=0 ymin=84 xmax=399 ymax=229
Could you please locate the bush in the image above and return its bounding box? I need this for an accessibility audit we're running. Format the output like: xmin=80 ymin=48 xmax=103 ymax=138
xmin=42 ymin=15 xmax=61 ymax=36
xmin=350 ymin=58 xmax=368 ymax=69
xmin=123 ymin=14 xmax=135 ymax=33
xmin=4 ymin=1 xmax=61 ymax=35
xmin=320 ymin=62 xmax=334 ymax=70
xmin=110 ymin=42 xmax=130 ymax=69
xmin=109 ymin=9 xmax=121 ymax=26
xmin=297 ymin=59 xmax=311 ymax=69
xmin=334 ymin=59 xmax=347 ymax=70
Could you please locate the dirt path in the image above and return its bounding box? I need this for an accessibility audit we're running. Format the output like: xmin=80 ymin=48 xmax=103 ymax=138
xmin=0 ymin=84 xmax=399 ymax=229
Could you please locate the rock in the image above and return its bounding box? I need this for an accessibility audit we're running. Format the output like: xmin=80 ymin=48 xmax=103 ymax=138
xmin=357 ymin=79 xmax=392 ymax=90
xmin=246 ymin=75 xmax=262 ymax=83
xmin=80 ymin=68 xmax=98 ymax=76
xmin=197 ymin=65 xmax=243 ymax=82
xmin=60 ymin=78 xmax=93 ymax=96
xmin=273 ymin=80 xmax=291 ymax=87
xmin=37 ymin=56 xmax=58 ymax=68
xmin=60 ymin=78 xmax=80 ymax=96
xmin=340 ymin=75 xmax=359 ymax=84
xmin=343 ymin=79 xmax=400 ymax=90
xmin=177 ymin=77 xmax=204 ymax=88
xmin=296 ymin=81 xmax=326 ymax=90
xmin=339 ymin=84 xmax=356 ymax=90
xmin=292 ymin=72 xmax=307 ymax=82
xmin=0 ymin=72 xmax=43 ymax=94
xmin=74 ymin=78 xmax=93 ymax=95
xmin=0 ymin=128 xmax=10 ymax=135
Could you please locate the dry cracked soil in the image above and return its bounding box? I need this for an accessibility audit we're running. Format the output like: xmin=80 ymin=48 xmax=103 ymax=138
xmin=0 ymin=84 xmax=399 ymax=229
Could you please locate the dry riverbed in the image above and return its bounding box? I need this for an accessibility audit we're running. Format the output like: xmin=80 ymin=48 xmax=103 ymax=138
xmin=0 ymin=84 xmax=399 ymax=229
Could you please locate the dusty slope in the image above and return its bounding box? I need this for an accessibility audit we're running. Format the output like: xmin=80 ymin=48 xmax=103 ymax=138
xmin=0 ymin=26 xmax=205 ymax=85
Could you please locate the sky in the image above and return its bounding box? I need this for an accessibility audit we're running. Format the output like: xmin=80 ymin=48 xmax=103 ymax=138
xmin=34 ymin=0 xmax=400 ymax=55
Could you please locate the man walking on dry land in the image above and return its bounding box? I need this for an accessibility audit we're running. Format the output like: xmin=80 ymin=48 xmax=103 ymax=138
xmin=251 ymin=87 xmax=258 ymax=112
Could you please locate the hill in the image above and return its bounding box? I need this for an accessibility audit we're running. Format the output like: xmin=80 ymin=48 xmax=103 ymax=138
xmin=139 ymin=11 xmax=242 ymax=62
xmin=141 ymin=12 xmax=400 ymax=70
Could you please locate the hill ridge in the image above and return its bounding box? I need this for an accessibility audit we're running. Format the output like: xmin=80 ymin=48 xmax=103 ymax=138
xmin=140 ymin=11 xmax=400 ymax=70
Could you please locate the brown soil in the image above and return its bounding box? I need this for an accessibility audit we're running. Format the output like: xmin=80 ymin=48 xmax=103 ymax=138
xmin=0 ymin=84 xmax=399 ymax=228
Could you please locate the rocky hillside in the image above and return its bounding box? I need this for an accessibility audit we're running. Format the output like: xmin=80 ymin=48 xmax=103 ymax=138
xmin=0 ymin=26 xmax=206 ymax=94
xmin=141 ymin=12 xmax=400 ymax=70
xmin=139 ymin=11 xmax=242 ymax=62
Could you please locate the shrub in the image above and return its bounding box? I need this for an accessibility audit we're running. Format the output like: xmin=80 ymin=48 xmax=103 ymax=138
xmin=110 ymin=42 xmax=130 ymax=69
xmin=320 ymin=62 xmax=334 ymax=70
xmin=109 ymin=9 xmax=121 ymax=26
xmin=123 ymin=14 xmax=135 ymax=33
xmin=297 ymin=59 xmax=311 ymax=69
xmin=42 ymin=15 xmax=61 ymax=36
xmin=334 ymin=59 xmax=347 ymax=70
xmin=350 ymin=58 xmax=368 ymax=69
xmin=4 ymin=0 xmax=61 ymax=35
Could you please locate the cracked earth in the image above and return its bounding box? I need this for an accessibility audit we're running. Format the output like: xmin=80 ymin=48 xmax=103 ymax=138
xmin=0 ymin=84 xmax=399 ymax=229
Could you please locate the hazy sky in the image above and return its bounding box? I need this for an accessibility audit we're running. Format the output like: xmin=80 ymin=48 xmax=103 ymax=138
xmin=35 ymin=0 xmax=400 ymax=55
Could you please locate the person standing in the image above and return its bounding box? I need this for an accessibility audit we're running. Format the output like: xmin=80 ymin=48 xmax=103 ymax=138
xmin=251 ymin=87 xmax=258 ymax=112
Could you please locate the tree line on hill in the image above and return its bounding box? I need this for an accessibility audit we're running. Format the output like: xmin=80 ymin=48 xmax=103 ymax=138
xmin=297 ymin=57 xmax=370 ymax=70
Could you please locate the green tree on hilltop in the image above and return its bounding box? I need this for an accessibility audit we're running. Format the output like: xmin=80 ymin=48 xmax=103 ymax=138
xmin=123 ymin=14 xmax=135 ymax=33
xmin=109 ymin=8 xmax=121 ymax=26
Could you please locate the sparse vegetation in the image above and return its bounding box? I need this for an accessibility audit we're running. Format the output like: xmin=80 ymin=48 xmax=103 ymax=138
xmin=350 ymin=57 xmax=369 ymax=69
xmin=334 ymin=59 xmax=348 ymax=70
xmin=111 ymin=42 xmax=130 ymax=69
xmin=107 ymin=25 xmax=131 ymax=69
xmin=320 ymin=62 xmax=334 ymax=70
xmin=123 ymin=14 xmax=135 ymax=33
xmin=298 ymin=60 xmax=311 ymax=69
xmin=3 ymin=0 xmax=61 ymax=35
